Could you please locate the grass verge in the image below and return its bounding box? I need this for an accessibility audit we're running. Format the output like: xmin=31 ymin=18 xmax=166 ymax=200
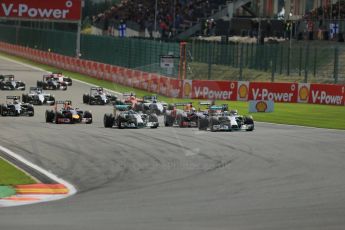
xmin=1 ymin=51 xmax=345 ymax=130
xmin=0 ymin=158 xmax=36 ymax=185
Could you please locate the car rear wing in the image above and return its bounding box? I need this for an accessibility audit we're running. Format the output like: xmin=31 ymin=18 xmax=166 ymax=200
xmin=90 ymin=87 xmax=103 ymax=93
xmin=123 ymin=92 xmax=136 ymax=97
xmin=209 ymin=104 xmax=228 ymax=111
xmin=6 ymin=96 xmax=20 ymax=100
xmin=29 ymin=87 xmax=42 ymax=93
xmin=52 ymin=72 xmax=63 ymax=75
xmin=143 ymin=95 xmax=157 ymax=101
xmin=55 ymin=100 xmax=72 ymax=105
xmin=174 ymin=102 xmax=193 ymax=106
xmin=0 ymin=74 xmax=15 ymax=80
xmin=43 ymin=74 xmax=53 ymax=80
xmin=115 ymin=104 xmax=131 ymax=111
xmin=199 ymin=101 xmax=212 ymax=106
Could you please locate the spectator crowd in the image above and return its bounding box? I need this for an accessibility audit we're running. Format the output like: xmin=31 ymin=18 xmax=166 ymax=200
xmin=92 ymin=0 xmax=226 ymax=38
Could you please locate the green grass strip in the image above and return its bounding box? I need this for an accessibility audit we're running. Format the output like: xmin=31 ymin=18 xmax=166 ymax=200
xmin=0 ymin=158 xmax=36 ymax=185
xmin=0 ymin=186 xmax=16 ymax=198
xmin=1 ymin=51 xmax=345 ymax=130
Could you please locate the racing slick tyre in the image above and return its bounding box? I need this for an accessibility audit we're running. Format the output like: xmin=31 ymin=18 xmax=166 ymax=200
xmin=83 ymin=94 xmax=89 ymax=104
xmin=37 ymin=81 xmax=43 ymax=88
xmin=198 ymin=118 xmax=208 ymax=130
xmin=244 ymin=116 xmax=254 ymax=131
xmin=84 ymin=111 xmax=93 ymax=124
xmin=103 ymin=113 xmax=114 ymax=128
xmin=22 ymin=94 xmax=28 ymax=103
xmin=148 ymin=114 xmax=158 ymax=122
xmin=55 ymin=112 xmax=63 ymax=124
xmin=210 ymin=118 xmax=219 ymax=132
xmin=45 ymin=110 xmax=54 ymax=122
xmin=117 ymin=118 xmax=124 ymax=129
xmin=0 ymin=105 xmax=7 ymax=116
xmin=28 ymin=105 xmax=34 ymax=117
xmin=149 ymin=114 xmax=159 ymax=128
xmin=164 ymin=115 xmax=173 ymax=127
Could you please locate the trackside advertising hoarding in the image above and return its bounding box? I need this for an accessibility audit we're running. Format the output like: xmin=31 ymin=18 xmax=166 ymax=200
xmin=191 ymin=80 xmax=237 ymax=100
xmin=0 ymin=0 xmax=81 ymax=21
xmin=248 ymin=82 xmax=298 ymax=103
xmin=308 ymin=84 xmax=345 ymax=106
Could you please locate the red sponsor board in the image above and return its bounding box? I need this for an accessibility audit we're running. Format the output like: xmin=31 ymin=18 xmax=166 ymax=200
xmin=149 ymin=74 xmax=160 ymax=93
xmin=140 ymin=72 xmax=150 ymax=91
xmin=0 ymin=0 xmax=81 ymax=21
xmin=159 ymin=76 xmax=169 ymax=96
xmin=132 ymin=71 xmax=142 ymax=89
xmin=309 ymin=84 xmax=345 ymax=106
xmin=191 ymin=80 xmax=237 ymax=100
xmin=167 ymin=78 xmax=181 ymax=98
xmin=249 ymin=82 xmax=298 ymax=103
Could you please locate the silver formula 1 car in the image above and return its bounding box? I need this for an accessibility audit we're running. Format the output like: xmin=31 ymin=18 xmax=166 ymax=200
xmin=198 ymin=104 xmax=254 ymax=131
xmin=37 ymin=74 xmax=67 ymax=90
xmin=104 ymin=104 xmax=159 ymax=128
xmin=22 ymin=87 xmax=55 ymax=105
xmin=0 ymin=96 xmax=34 ymax=116
xmin=0 ymin=75 xmax=25 ymax=91
xmin=83 ymin=87 xmax=117 ymax=105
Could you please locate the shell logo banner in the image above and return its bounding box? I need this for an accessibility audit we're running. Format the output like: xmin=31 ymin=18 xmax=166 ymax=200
xmin=298 ymin=83 xmax=310 ymax=103
xmin=248 ymin=100 xmax=274 ymax=113
xmin=237 ymin=81 xmax=249 ymax=101
xmin=183 ymin=80 xmax=192 ymax=99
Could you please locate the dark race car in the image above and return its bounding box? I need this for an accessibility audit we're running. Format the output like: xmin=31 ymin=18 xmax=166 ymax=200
xmin=51 ymin=72 xmax=72 ymax=86
xmin=22 ymin=87 xmax=55 ymax=105
xmin=133 ymin=95 xmax=167 ymax=115
xmin=37 ymin=74 xmax=67 ymax=90
xmin=83 ymin=87 xmax=117 ymax=105
xmin=0 ymin=75 xmax=25 ymax=90
xmin=103 ymin=104 xmax=159 ymax=129
xmin=45 ymin=100 xmax=92 ymax=124
xmin=198 ymin=104 xmax=254 ymax=132
xmin=163 ymin=102 xmax=202 ymax=127
xmin=0 ymin=96 xmax=34 ymax=116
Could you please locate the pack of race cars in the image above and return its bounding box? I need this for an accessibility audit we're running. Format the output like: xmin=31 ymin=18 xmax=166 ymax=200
xmin=1 ymin=73 xmax=255 ymax=131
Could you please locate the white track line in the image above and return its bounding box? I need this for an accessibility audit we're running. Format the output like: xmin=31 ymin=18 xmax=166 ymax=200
xmin=0 ymin=145 xmax=76 ymax=207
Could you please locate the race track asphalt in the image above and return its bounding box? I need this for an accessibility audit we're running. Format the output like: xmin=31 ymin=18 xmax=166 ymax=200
xmin=0 ymin=57 xmax=345 ymax=230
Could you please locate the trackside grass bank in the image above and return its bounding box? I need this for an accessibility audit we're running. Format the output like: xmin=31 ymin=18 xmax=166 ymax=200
xmin=1 ymin=51 xmax=345 ymax=130
xmin=0 ymin=158 xmax=36 ymax=185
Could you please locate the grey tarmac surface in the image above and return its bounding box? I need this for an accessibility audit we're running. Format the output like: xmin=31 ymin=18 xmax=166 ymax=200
xmin=0 ymin=57 xmax=345 ymax=230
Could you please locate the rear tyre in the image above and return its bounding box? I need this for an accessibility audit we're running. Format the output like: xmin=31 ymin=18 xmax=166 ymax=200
xmin=198 ymin=118 xmax=208 ymax=130
xmin=84 ymin=111 xmax=93 ymax=124
xmin=45 ymin=110 xmax=54 ymax=122
xmin=103 ymin=113 xmax=114 ymax=128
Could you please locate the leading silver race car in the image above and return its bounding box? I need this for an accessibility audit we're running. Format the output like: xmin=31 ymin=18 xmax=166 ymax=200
xmin=104 ymin=104 xmax=159 ymax=129
xmin=198 ymin=104 xmax=254 ymax=131
xmin=0 ymin=96 xmax=34 ymax=116
xmin=22 ymin=87 xmax=55 ymax=105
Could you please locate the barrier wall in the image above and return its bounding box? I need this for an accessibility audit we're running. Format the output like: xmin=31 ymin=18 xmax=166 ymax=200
xmin=0 ymin=42 xmax=344 ymax=106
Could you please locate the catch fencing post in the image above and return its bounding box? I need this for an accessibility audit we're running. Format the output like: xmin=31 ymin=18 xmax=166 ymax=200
xmin=304 ymin=45 xmax=309 ymax=83
xmin=334 ymin=46 xmax=339 ymax=84
xmin=239 ymin=43 xmax=243 ymax=81
xmin=313 ymin=47 xmax=317 ymax=77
